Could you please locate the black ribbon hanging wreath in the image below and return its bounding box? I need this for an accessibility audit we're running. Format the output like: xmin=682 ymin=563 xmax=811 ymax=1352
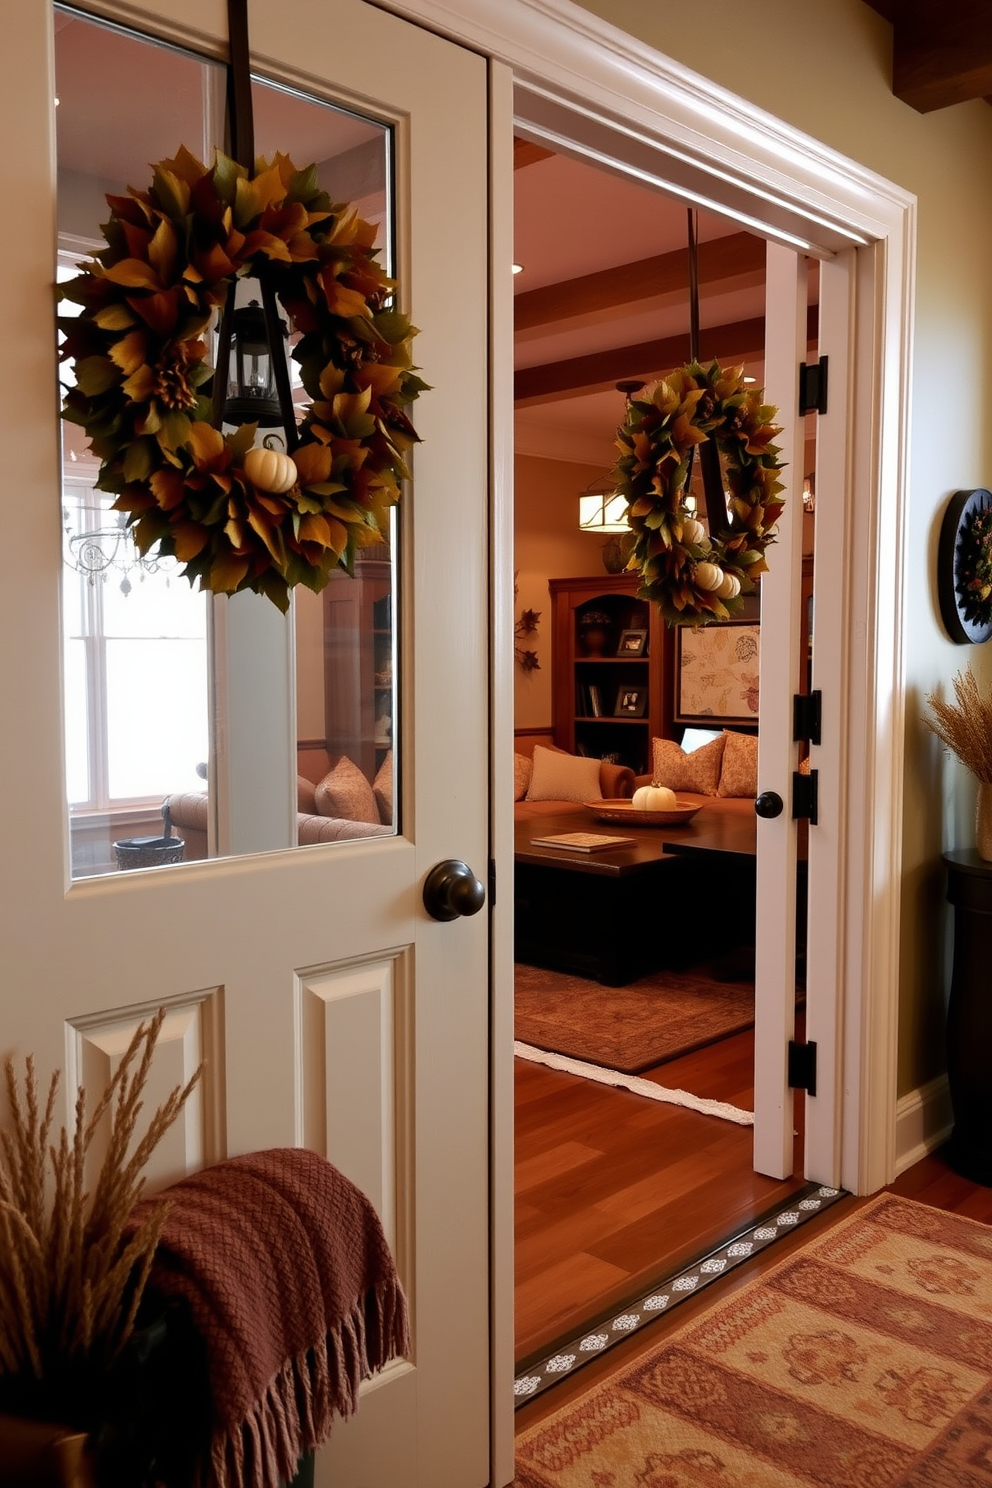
xmin=59 ymin=2 xmax=424 ymax=613
xmin=612 ymin=212 xmax=787 ymax=627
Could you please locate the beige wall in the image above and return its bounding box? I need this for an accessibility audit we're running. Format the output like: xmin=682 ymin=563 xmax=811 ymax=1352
xmin=574 ymin=0 xmax=992 ymax=1094
xmin=514 ymin=453 xmax=623 ymax=728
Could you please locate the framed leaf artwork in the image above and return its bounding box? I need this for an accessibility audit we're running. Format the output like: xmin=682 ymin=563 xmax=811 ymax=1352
xmin=675 ymin=622 xmax=760 ymax=724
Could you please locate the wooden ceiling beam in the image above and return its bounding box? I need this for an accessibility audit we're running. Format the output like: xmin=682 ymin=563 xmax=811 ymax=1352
xmin=514 ymin=138 xmax=554 ymax=169
xmin=514 ymin=308 xmax=818 ymax=406
xmin=514 ymin=232 xmax=765 ymax=333
xmin=865 ymin=0 xmax=992 ymax=112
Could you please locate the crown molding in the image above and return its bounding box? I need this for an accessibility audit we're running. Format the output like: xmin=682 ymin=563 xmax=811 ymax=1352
xmin=369 ymin=0 xmax=915 ymax=253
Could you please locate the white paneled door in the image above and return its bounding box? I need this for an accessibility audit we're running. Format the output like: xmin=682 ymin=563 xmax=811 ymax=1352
xmin=0 ymin=3 xmax=491 ymax=1486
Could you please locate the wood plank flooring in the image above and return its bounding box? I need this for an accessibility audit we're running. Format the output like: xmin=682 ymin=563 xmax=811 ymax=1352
xmin=515 ymin=1024 xmax=806 ymax=1362
xmin=514 ymin=1142 xmax=992 ymax=1437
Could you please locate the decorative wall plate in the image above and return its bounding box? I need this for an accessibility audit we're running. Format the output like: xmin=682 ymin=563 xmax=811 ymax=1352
xmin=938 ymin=489 xmax=992 ymax=644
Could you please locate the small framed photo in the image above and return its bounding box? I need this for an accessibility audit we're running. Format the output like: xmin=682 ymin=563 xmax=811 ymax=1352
xmin=616 ymin=628 xmax=648 ymax=657
xmin=614 ymin=686 xmax=648 ymax=717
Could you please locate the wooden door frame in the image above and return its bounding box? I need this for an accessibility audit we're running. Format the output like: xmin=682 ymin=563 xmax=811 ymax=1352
xmin=368 ymin=2 xmax=915 ymax=1482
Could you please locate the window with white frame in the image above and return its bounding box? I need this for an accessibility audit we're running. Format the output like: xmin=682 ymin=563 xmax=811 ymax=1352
xmin=61 ymin=469 xmax=208 ymax=814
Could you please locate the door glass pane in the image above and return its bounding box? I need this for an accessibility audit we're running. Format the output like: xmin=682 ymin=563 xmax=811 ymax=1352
xmin=252 ymin=78 xmax=398 ymax=845
xmin=55 ymin=8 xmax=398 ymax=875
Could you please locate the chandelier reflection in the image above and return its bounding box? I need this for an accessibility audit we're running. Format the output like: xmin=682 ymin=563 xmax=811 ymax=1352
xmin=62 ymin=500 xmax=178 ymax=596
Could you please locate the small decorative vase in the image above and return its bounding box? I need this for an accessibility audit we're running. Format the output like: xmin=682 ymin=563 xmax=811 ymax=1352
xmin=977 ymin=781 xmax=992 ymax=862
xmin=582 ymin=627 xmax=608 ymax=657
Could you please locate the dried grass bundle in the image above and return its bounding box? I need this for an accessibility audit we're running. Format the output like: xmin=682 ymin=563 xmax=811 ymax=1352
xmin=0 ymin=1009 xmax=201 ymax=1394
xmin=925 ymin=667 xmax=992 ymax=784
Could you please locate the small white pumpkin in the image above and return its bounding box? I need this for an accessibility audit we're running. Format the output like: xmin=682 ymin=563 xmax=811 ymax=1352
xmin=715 ymin=572 xmax=741 ymax=600
xmin=693 ymin=561 xmax=724 ymax=592
xmin=632 ymin=784 xmax=677 ymax=811
xmin=681 ymin=518 xmax=707 ymax=547
xmin=244 ymin=446 xmax=297 ymax=494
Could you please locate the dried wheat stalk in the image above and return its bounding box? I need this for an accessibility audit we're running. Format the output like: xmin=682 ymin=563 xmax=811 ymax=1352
xmin=0 ymin=1008 xmax=201 ymax=1385
xmin=925 ymin=667 xmax=992 ymax=784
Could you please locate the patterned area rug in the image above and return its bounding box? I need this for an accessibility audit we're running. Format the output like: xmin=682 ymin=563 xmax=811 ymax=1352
xmin=514 ymin=1194 xmax=992 ymax=1487
xmin=515 ymin=963 xmax=757 ymax=1074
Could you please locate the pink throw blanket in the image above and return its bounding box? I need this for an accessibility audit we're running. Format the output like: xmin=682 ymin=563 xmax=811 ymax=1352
xmin=130 ymin=1148 xmax=409 ymax=1488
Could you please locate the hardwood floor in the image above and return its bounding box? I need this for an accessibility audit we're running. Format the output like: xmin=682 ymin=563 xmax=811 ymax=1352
xmin=514 ymin=1140 xmax=992 ymax=1437
xmin=515 ymin=1023 xmax=806 ymax=1362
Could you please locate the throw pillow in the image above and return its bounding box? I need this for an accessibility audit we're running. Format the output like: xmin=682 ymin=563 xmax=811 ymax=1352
xmin=314 ymin=756 xmax=380 ymax=824
xmin=526 ymin=745 xmax=603 ymax=804
xmin=374 ymin=751 xmax=394 ymax=825
xmin=652 ymin=733 xmax=726 ymax=796
xmin=718 ymin=730 xmax=759 ymax=797
xmin=297 ymin=775 xmax=317 ymax=814
xmin=513 ymin=753 xmax=532 ymax=801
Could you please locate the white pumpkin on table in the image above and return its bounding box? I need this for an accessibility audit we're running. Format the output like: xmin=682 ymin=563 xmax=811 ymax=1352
xmin=631 ymin=784 xmax=678 ymax=811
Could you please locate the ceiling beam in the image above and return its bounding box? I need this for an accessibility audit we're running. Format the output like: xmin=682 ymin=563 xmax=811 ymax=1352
xmin=514 ymin=232 xmax=765 ymax=333
xmin=864 ymin=0 xmax=992 ymax=112
xmin=513 ymin=138 xmax=554 ymax=169
xmin=514 ymin=308 xmax=818 ymax=405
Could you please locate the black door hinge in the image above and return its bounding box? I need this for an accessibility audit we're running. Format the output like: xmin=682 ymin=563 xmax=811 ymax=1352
xmin=793 ymin=690 xmax=822 ymax=746
xmin=489 ymin=857 xmax=497 ymax=909
xmin=788 ymin=1039 xmax=818 ymax=1095
xmin=799 ymin=356 xmax=828 ymax=416
xmin=792 ymin=769 xmax=818 ymax=825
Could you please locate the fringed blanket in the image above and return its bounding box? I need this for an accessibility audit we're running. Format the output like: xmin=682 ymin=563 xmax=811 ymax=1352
xmin=130 ymin=1148 xmax=409 ymax=1488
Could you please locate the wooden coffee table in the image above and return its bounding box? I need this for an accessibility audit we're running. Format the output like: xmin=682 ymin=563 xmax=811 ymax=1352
xmin=514 ymin=808 xmax=749 ymax=986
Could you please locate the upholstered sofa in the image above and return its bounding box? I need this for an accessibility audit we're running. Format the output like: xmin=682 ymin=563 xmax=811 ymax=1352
xmin=513 ymin=733 xmax=635 ymax=820
xmin=162 ymin=746 xmax=393 ymax=860
xmin=630 ymin=728 xmax=758 ymax=819
xmin=513 ymin=728 xmax=758 ymax=825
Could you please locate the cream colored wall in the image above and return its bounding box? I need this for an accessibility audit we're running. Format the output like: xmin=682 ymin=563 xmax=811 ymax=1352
xmin=514 ymin=452 xmax=621 ymax=728
xmin=295 ymin=587 xmax=326 ymax=742
xmin=576 ymin=0 xmax=992 ymax=1095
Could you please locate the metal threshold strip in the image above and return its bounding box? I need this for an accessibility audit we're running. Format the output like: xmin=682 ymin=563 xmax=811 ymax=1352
xmin=514 ymin=1180 xmax=848 ymax=1407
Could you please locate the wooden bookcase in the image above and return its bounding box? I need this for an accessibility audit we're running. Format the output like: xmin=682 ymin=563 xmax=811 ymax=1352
xmin=549 ymin=574 xmax=672 ymax=777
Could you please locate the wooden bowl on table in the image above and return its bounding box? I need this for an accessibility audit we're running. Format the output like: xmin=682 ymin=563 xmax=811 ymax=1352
xmin=585 ymin=798 xmax=702 ymax=827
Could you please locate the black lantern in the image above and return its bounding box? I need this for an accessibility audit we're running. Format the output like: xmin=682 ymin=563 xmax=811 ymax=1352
xmin=223 ymin=299 xmax=289 ymax=427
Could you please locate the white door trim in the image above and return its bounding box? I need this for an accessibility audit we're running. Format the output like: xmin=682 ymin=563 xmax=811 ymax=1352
xmin=366 ymin=4 xmax=913 ymax=1482
xmin=487 ymin=56 xmax=518 ymax=1488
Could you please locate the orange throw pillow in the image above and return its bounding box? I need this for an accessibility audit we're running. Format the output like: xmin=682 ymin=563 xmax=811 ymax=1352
xmin=373 ymin=751 xmax=394 ymax=825
xmin=652 ymin=734 xmax=726 ymax=796
xmin=314 ymin=756 xmax=380 ymax=824
xmin=526 ymin=745 xmax=603 ymax=803
xmin=718 ymin=730 xmax=759 ymax=797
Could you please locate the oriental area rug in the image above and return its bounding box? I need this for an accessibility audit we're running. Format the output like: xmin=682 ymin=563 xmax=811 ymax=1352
xmin=514 ymin=1194 xmax=992 ymax=1488
xmin=515 ymin=962 xmax=758 ymax=1075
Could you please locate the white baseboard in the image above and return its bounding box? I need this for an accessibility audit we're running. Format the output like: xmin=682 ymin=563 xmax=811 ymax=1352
xmin=895 ymin=1074 xmax=953 ymax=1176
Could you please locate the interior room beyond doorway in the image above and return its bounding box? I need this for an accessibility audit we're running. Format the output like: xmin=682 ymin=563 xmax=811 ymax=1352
xmin=511 ymin=138 xmax=817 ymax=1360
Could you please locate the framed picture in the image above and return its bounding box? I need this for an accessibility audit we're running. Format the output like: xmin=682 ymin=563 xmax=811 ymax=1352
xmin=616 ymin=628 xmax=648 ymax=657
xmin=614 ymin=686 xmax=648 ymax=717
xmin=675 ymin=622 xmax=760 ymax=724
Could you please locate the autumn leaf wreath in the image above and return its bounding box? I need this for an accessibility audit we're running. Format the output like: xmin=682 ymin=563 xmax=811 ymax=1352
xmin=60 ymin=146 xmax=425 ymax=612
xmin=614 ymin=362 xmax=786 ymax=627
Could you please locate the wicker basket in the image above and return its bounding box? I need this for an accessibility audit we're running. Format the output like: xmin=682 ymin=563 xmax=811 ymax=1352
xmin=113 ymin=834 xmax=185 ymax=870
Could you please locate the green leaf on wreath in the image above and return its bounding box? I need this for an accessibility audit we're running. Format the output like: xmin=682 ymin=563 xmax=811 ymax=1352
xmin=75 ymin=356 xmax=120 ymax=397
xmin=123 ymin=437 xmax=157 ymax=483
xmin=212 ymin=152 xmax=244 ymax=207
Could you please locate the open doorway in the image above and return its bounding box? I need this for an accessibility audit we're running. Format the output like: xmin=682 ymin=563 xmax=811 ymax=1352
xmin=510 ymin=140 xmax=818 ymax=1365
